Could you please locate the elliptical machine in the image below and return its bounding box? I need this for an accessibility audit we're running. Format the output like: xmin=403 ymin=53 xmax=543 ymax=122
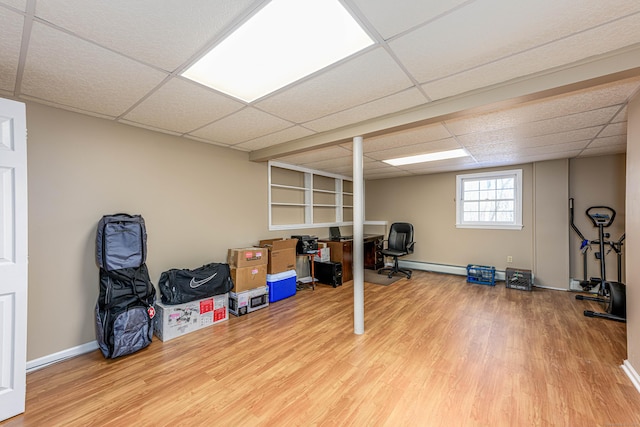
xmin=569 ymin=199 xmax=626 ymax=323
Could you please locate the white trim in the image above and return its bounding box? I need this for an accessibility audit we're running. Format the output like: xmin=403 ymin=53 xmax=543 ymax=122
xmin=399 ymin=260 xmax=505 ymax=282
xmin=26 ymin=341 xmax=98 ymax=373
xmin=456 ymin=169 xmax=523 ymax=229
xmin=398 ymin=261 xmax=561 ymax=290
xmin=622 ymin=360 xmax=640 ymax=395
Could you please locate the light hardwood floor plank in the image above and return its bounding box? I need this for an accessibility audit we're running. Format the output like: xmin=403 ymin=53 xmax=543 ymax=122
xmin=2 ymin=271 xmax=640 ymax=426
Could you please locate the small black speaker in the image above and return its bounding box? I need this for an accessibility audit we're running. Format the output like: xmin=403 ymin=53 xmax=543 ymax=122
xmin=314 ymin=260 xmax=342 ymax=287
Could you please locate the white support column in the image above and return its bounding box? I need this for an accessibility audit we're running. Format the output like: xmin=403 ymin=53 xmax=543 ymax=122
xmin=353 ymin=136 xmax=364 ymax=335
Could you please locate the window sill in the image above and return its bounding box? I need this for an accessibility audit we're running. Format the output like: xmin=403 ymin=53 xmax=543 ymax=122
xmin=456 ymin=223 xmax=523 ymax=230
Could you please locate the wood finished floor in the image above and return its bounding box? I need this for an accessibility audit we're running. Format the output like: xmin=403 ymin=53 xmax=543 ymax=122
xmin=3 ymin=271 xmax=640 ymax=426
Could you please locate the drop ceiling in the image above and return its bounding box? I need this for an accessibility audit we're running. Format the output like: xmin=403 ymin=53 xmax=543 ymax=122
xmin=1 ymin=0 xmax=640 ymax=179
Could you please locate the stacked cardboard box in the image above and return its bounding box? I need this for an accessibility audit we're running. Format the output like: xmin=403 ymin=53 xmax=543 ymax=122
xmin=154 ymin=293 xmax=228 ymax=342
xmin=227 ymin=247 xmax=269 ymax=315
xmin=257 ymin=238 xmax=298 ymax=274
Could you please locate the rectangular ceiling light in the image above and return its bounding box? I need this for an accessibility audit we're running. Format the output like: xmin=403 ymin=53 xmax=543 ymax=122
xmin=383 ymin=149 xmax=469 ymax=166
xmin=182 ymin=0 xmax=374 ymax=103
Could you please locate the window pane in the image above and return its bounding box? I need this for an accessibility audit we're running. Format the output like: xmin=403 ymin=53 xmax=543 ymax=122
xmin=497 ymin=212 xmax=514 ymax=222
xmin=497 ymin=189 xmax=514 ymax=199
xmin=479 ymin=200 xmax=495 ymax=211
xmin=497 ymin=178 xmax=514 ymax=189
xmin=464 ymin=180 xmax=479 ymax=191
xmin=497 ymin=201 xmax=514 ymax=211
xmin=464 ymin=190 xmax=479 ymax=201
xmin=464 ymin=212 xmax=478 ymax=221
xmin=479 ymin=190 xmax=495 ymax=200
xmin=464 ymin=201 xmax=479 ymax=212
xmin=479 ymin=211 xmax=495 ymax=221
xmin=479 ymin=179 xmax=495 ymax=190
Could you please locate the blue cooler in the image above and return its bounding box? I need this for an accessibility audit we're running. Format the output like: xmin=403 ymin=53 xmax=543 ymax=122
xmin=267 ymin=270 xmax=297 ymax=303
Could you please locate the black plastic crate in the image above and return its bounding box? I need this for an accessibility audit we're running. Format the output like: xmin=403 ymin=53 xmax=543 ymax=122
xmin=466 ymin=264 xmax=496 ymax=286
xmin=505 ymin=268 xmax=533 ymax=291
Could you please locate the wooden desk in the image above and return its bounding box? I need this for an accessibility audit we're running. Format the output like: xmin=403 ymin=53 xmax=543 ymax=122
xmin=319 ymin=235 xmax=383 ymax=283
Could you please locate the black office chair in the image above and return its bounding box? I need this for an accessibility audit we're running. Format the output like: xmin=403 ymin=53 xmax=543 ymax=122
xmin=378 ymin=222 xmax=415 ymax=279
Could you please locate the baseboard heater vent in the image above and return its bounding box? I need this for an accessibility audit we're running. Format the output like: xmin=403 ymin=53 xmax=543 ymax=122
xmin=398 ymin=260 xmax=506 ymax=281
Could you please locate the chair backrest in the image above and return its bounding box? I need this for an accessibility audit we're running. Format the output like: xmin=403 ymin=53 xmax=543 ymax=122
xmin=388 ymin=222 xmax=414 ymax=253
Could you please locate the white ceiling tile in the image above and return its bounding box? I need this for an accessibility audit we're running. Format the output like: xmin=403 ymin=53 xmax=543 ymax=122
xmin=21 ymin=22 xmax=167 ymax=117
xmin=365 ymin=138 xmax=462 ymax=161
xmin=588 ymin=135 xmax=626 ymax=148
xmin=0 ymin=0 xmax=26 ymax=11
xmin=462 ymin=127 xmax=602 ymax=151
xmin=390 ymin=0 xmax=640 ymax=85
xmin=278 ymin=146 xmax=353 ymax=165
xmin=475 ymin=150 xmax=583 ymax=165
xmin=255 ymin=47 xmax=414 ymax=123
xmin=351 ymin=0 xmax=471 ymax=40
xmin=123 ymin=78 xmax=244 ymax=134
xmin=599 ymin=122 xmax=627 ymax=138
xmin=0 ymin=8 xmax=23 ymax=92
xmin=234 ymin=126 xmax=316 ymax=151
xmin=304 ymin=88 xmax=427 ymax=133
xmin=340 ymin=124 xmax=451 ymax=152
xmin=189 ymin=107 xmax=292 ymax=145
xmin=302 ymin=156 xmax=356 ymax=171
xmin=580 ymin=144 xmax=626 ymax=157
xmin=34 ymin=0 xmax=256 ymax=71
xmin=422 ymin=13 xmax=640 ymax=100
xmin=612 ymin=106 xmax=627 ymax=123
xmin=446 ymin=79 xmax=640 ymax=136
xmin=456 ymin=108 xmax=617 ymax=147
xmin=341 ymin=123 xmax=453 ymax=153
xmin=471 ymin=140 xmax=589 ymax=161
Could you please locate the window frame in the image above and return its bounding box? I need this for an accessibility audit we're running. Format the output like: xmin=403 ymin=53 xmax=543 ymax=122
xmin=455 ymin=169 xmax=523 ymax=230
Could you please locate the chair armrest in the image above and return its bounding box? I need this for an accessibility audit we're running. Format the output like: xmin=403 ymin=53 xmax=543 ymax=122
xmin=407 ymin=241 xmax=415 ymax=253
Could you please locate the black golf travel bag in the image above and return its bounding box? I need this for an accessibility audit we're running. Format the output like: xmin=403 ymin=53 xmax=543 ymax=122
xmin=95 ymin=213 xmax=155 ymax=359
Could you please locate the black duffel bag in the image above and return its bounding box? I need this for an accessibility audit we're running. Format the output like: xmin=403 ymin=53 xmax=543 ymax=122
xmin=158 ymin=262 xmax=233 ymax=305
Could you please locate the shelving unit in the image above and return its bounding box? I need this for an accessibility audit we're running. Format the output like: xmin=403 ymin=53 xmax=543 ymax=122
xmin=269 ymin=161 xmax=353 ymax=230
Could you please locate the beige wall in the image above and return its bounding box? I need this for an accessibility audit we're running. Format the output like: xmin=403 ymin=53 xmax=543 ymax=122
xmin=533 ymin=160 xmax=569 ymax=288
xmin=569 ymin=154 xmax=626 ymax=284
xmin=627 ymin=94 xmax=640 ymax=370
xmin=25 ymin=102 xmax=300 ymax=360
xmin=365 ymin=165 xmax=534 ymax=271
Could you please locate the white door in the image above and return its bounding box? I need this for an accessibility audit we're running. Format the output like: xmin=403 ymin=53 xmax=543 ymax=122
xmin=0 ymin=98 xmax=28 ymax=422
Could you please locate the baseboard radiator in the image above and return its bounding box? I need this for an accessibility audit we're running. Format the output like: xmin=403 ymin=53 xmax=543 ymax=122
xmin=398 ymin=260 xmax=507 ymax=281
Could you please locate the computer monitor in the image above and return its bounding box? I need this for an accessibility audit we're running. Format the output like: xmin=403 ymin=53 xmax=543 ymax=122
xmin=329 ymin=226 xmax=341 ymax=240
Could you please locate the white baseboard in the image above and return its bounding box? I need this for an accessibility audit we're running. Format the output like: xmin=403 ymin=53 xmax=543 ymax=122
xmin=622 ymin=360 xmax=640 ymax=395
xmin=27 ymin=341 xmax=98 ymax=373
xmin=399 ymin=260 xmax=506 ymax=281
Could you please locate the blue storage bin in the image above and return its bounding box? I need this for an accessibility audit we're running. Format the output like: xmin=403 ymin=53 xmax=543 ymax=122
xmin=466 ymin=264 xmax=496 ymax=286
xmin=266 ymin=270 xmax=297 ymax=303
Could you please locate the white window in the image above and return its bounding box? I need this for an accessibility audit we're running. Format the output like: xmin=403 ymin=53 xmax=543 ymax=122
xmin=456 ymin=169 xmax=523 ymax=230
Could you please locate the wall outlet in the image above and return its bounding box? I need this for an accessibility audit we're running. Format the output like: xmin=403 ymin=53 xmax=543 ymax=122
xmin=507 ymin=255 xmax=513 ymax=263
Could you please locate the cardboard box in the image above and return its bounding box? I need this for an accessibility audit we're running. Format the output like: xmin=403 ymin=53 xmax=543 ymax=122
xmin=267 ymin=270 xmax=297 ymax=303
xmin=316 ymin=246 xmax=331 ymax=262
xmin=230 ymin=264 xmax=267 ymax=293
xmin=227 ymin=247 xmax=267 ymax=268
xmin=257 ymin=238 xmax=298 ymax=274
xmin=154 ymin=293 xmax=228 ymax=342
xmin=229 ymin=286 xmax=269 ymax=316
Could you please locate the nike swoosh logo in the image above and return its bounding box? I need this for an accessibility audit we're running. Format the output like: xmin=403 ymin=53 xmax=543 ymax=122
xmin=189 ymin=272 xmax=217 ymax=288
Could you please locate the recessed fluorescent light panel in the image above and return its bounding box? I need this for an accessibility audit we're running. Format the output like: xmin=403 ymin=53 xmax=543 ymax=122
xmin=383 ymin=149 xmax=469 ymax=166
xmin=182 ymin=0 xmax=374 ymax=102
